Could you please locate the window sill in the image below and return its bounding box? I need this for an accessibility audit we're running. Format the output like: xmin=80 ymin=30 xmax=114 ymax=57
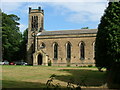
xmin=53 ymin=58 xmax=58 ymax=60
xmin=80 ymin=58 xmax=85 ymax=60
xmin=66 ymin=58 xmax=71 ymax=60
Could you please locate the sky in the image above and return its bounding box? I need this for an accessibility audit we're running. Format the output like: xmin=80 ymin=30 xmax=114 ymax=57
xmin=1 ymin=0 xmax=108 ymax=33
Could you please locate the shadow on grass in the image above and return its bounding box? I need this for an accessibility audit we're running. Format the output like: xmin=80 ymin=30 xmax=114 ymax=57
xmin=55 ymin=69 xmax=106 ymax=87
xmin=2 ymin=80 xmax=46 ymax=89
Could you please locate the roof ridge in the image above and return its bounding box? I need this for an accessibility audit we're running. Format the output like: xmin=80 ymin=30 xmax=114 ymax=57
xmin=42 ymin=29 xmax=97 ymax=32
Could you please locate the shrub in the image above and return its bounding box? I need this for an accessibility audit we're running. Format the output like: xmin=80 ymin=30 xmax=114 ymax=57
xmin=48 ymin=60 xmax=52 ymax=66
xmin=88 ymin=65 xmax=93 ymax=67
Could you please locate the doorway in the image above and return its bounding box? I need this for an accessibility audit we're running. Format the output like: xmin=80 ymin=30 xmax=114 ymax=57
xmin=38 ymin=54 xmax=42 ymax=65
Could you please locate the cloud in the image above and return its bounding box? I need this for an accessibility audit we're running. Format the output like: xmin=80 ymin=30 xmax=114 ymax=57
xmin=49 ymin=2 xmax=107 ymax=24
xmin=1 ymin=2 xmax=23 ymax=13
xmin=1 ymin=1 xmax=108 ymax=31
xmin=1 ymin=0 xmax=107 ymax=2
xmin=67 ymin=13 xmax=90 ymax=23
xmin=18 ymin=24 xmax=28 ymax=33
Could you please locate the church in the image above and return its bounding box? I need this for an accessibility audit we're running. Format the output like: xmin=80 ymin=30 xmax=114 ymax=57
xmin=27 ymin=7 xmax=97 ymax=66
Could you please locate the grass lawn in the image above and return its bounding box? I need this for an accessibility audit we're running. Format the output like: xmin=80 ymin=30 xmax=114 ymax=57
xmin=2 ymin=65 xmax=107 ymax=88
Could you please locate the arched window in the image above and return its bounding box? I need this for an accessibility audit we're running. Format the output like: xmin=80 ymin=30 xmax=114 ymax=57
xmin=53 ymin=43 xmax=58 ymax=59
xmin=31 ymin=16 xmax=38 ymax=30
xmin=93 ymin=42 xmax=95 ymax=59
xmin=40 ymin=42 xmax=45 ymax=49
xmin=31 ymin=16 xmax=34 ymax=30
xmin=66 ymin=42 xmax=71 ymax=60
xmin=34 ymin=16 xmax=38 ymax=30
xmin=80 ymin=42 xmax=85 ymax=60
xmin=41 ymin=17 xmax=44 ymax=29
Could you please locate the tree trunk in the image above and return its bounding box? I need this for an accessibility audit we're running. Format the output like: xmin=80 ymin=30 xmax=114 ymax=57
xmin=107 ymin=62 xmax=120 ymax=89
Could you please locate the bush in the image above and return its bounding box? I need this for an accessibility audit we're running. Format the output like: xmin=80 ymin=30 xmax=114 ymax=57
xmin=67 ymin=64 xmax=70 ymax=67
xmin=88 ymin=65 xmax=93 ymax=67
xmin=48 ymin=60 xmax=52 ymax=66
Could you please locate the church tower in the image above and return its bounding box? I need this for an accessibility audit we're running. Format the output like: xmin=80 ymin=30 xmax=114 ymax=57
xmin=27 ymin=7 xmax=44 ymax=65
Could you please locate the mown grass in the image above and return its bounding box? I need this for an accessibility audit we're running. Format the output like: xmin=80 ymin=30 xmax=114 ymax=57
xmin=2 ymin=65 xmax=107 ymax=88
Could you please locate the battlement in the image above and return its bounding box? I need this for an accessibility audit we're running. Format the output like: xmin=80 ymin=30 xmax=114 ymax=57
xmin=29 ymin=7 xmax=44 ymax=14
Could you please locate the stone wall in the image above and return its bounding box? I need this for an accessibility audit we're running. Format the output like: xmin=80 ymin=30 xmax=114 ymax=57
xmin=35 ymin=33 xmax=96 ymax=66
xmin=27 ymin=7 xmax=44 ymax=65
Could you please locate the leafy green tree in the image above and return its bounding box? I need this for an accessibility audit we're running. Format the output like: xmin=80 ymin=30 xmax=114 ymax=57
xmin=95 ymin=2 xmax=120 ymax=88
xmin=19 ymin=28 xmax=28 ymax=61
xmin=0 ymin=9 xmax=2 ymax=62
xmin=81 ymin=27 xmax=89 ymax=29
xmin=95 ymin=2 xmax=120 ymax=70
xmin=2 ymin=12 xmax=22 ymax=62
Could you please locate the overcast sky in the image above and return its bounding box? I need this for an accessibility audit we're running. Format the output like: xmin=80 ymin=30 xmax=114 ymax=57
xmin=1 ymin=0 xmax=108 ymax=33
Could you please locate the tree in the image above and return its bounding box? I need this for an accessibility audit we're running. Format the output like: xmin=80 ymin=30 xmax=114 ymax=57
xmin=2 ymin=12 xmax=22 ymax=62
xmin=95 ymin=2 xmax=120 ymax=70
xmin=81 ymin=27 xmax=89 ymax=29
xmin=19 ymin=29 xmax=28 ymax=61
xmin=95 ymin=2 xmax=120 ymax=88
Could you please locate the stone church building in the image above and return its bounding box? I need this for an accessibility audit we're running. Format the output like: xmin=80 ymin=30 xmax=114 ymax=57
xmin=27 ymin=7 xmax=97 ymax=66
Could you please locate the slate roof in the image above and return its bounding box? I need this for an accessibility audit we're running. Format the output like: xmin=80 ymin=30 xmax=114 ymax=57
xmin=37 ymin=29 xmax=97 ymax=36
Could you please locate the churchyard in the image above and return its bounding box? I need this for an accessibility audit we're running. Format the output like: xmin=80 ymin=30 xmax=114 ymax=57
xmin=2 ymin=65 xmax=107 ymax=89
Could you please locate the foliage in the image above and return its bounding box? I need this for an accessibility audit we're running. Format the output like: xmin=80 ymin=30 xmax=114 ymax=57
xmin=95 ymin=2 xmax=120 ymax=70
xmin=107 ymin=62 xmax=120 ymax=89
xmin=81 ymin=27 xmax=89 ymax=29
xmin=2 ymin=12 xmax=22 ymax=62
xmin=88 ymin=65 xmax=93 ymax=67
xmin=48 ymin=60 xmax=52 ymax=66
xmin=2 ymin=12 xmax=28 ymax=62
xmin=19 ymin=29 xmax=28 ymax=61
